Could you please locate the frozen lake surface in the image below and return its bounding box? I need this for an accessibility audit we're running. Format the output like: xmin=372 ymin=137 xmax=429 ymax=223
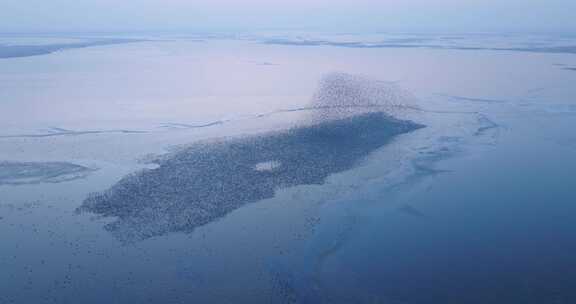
xmin=1 ymin=32 xmax=576 ymax=303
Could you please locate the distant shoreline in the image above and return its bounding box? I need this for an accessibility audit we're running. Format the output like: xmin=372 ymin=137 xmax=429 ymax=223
xmin=0 ymin=38 xmax=147 ymax=59
xmin=263 ymin=38 xmax=576 ymax=55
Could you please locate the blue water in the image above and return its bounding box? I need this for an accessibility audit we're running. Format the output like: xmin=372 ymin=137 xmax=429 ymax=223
xmin=309 ymin=113 xmax=576 ymax=303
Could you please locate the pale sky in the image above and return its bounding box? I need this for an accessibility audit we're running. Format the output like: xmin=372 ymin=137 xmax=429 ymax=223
xmin=2 ymin=0 xmax=576 ymax=33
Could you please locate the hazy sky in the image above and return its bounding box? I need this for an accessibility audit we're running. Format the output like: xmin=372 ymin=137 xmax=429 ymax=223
xmin=2 ymin=0 xmax=576 ymax=33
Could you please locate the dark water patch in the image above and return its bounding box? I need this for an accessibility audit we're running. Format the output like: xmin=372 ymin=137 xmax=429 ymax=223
xmin=263 ymin=39 xmax=576 ymax=55
xmin=0 ymin=38 xmax=147 ymax=59
xmin=506 ymin=45 xmax=576 ymax=54
xmin=0 ymin=161 xmax=95 ymax=185
xmin=383 ymin=37 xmax=435 ymax=44
xmin=79 ymin=113 xmax=423 ymax=242
xmin=263 ymin=39 xmax=442 ymax=49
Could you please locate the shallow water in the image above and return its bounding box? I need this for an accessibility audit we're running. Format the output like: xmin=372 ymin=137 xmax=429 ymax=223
xmin=1 ymin=33 xmax=575 ymax=303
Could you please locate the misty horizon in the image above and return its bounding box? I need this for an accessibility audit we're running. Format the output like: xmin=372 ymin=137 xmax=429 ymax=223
xmin=2 ymin=0 xmax=576 ymax=33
